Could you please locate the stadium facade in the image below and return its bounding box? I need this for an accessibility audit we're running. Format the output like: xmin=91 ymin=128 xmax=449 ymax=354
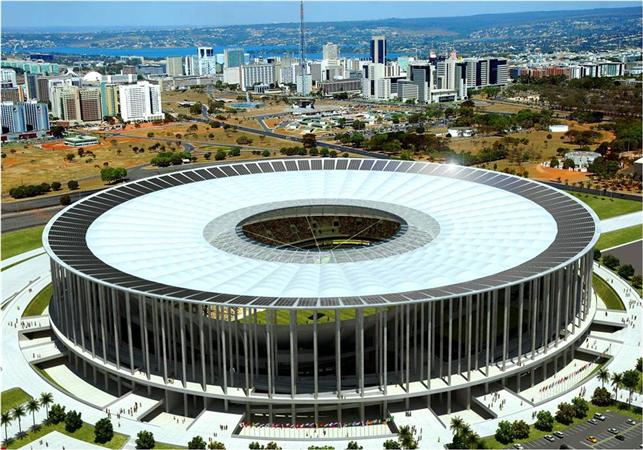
xmin=44 ymin=159 xmax=600 ymax=424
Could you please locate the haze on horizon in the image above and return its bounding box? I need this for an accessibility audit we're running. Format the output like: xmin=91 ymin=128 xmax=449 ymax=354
xmin=2 ymin=1 xmax=640 ymax=31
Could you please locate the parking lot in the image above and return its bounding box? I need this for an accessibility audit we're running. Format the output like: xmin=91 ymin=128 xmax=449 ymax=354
xmin=523 ymin=413 xmax=641 ymax=449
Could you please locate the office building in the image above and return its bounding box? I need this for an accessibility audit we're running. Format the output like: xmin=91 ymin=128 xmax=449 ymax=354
xmin=51 ymin=85 xmax=82 ymax=121
xmin=1 ymin=60 xmax=59 ymax=75
xmin=224 ymin=48 xmax=245 ymax=69
xmin=166 ymin=56 xmax=184 ymax=77
xmin=122 ymin=66 xmax=137 ymax=75
xmin=1 ymin=68 xmax=17 ymax=87
xmin=296 ymin=73 xmax=312 ymax=96
xmin=118 ymin=81 xmax=163 ymax=122
xmin=1 ymin=87 xmax=24 ymax=103
xmin=370 ymin=35 xmax=387 ymax=64
xmin=362 ymin=63 xmax=391 ymax=100
xmin=198 ymin=47 xmax=214 ymax=59
xmin=322 ymin=43 xmax=340 ymax=63
xmin=183 ymin=56 xmax=196 ymax=77
xmin=240 ymin=64 xmax=275 ymax=91
xmin=1 ymin=100 xmax=49 ymax=136
xmin=408 ymin=62 xmax=434 ymax=103
xmin=25 ymin=73 xmax=39 ymax=100
xmin=100 ymin=82 xmax=120 ymax=118
xmin=79 ymin=87 xmax=102 ymax=122
xmin=23 ymin=100 xmax=50 ymax=132
xmin=318 ymin=78 xmax=362 ymax=96
xmin=1 ymin=102 xmax=27 ymax=134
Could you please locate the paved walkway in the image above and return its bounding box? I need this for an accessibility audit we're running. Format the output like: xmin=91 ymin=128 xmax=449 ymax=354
xmin=0 ymin=247 xmax=45 ymax=270
xmin=600 ymin=211 xmax=643 ymax=233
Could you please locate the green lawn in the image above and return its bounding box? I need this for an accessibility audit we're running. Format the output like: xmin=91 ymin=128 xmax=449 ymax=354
xmin=1 ymin=225 xmax=45 ymax=260
xmin=155 ymin=441 xmax=187 ymax=449
xmin=22 ymin=284 xmax=53 ymax=317
xmin=592 ymin=273 xmax=625 ymax=310
xmin=596 ymin=225 xmax=643 ymax=250
xmin=1 ymin=388 xmax=33 ymax=414
xmin=480 ymin=402 xmax=642 ymax=449
xmin=6 ymin=420 xmax=129 ymax=449
xmin=570 ymin=192 xmax=642 ymax=220
xmin=246 ymin=307 xmax=378 ymax=325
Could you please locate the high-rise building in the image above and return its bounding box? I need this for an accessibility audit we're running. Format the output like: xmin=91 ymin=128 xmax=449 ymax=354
xmin=79 ymin=87 xmax=102 ymax=122
xmin=23 ymin=100 xmax=50 ymax=132
xmin=322 ymin=43 xmax=340 ymax=63
xmin=296 ymin=73 xmax=312 ymax=95
xmin=100 ymin=82 xmax=120 ymax=118
xmin=1 ymin=87 xmax=24 ymax=103
xmin=1 ymin=68 xmax=17 ymax=87
xmin=122 ymin=65 xmax=137 ymax=75
xmin=118 ymin=81 xmax=163 ymax=122
xmin=362 ymin=62 xmax=391 ymax=100
xmin=1 ymin=102 xmax=27 ymax=134
xmin=36 ymin=77 xmax=51 ymax=104
xmin=370 ymin=36 xmax=387 ymax=64
xmin=240 ymin=64 xmax=275 ymax=91
xmin=198 ymin=47 xmax=214 ymax=59
xmin=183 ymin=56 xmax=195 ymax=76
xmin=25 ymin=73 xmax=39 ymax=100
xmin=223 ymin=48 xmax=245 ymax=69
xmin=166 ymin=56 xmax=184 ymax=77
xmin=408 ymin=62 xmax=434 ymax=103
xmin=51 ymin=85 xmax=82 ymax=121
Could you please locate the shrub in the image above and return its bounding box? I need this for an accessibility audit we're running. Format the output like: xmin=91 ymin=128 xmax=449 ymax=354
xmin=262 ymin=150 xmax=270 ymax=157
xmin=67 ymin=180 xmax=79 ymax=190
xmin=94 ymin=417 xmax=114 ymax=443
xmin=511 ymin=420 xmax=529 ymax=439
xmin=534 ymin=410 xmax=554 ymax=431
xmin=236 ymin=135 xmax=253 ymax=145
xmin=48 ymin=403 xmax=66 ymax=424
xmin=592 ymin=386 xmax=613 ymax=406
xmin=64 ymin=410 xmax=82 ymax=432
xmin=215 ymin=150 xmax=226 ymax=161
xmin=208 ymin=442 xmax=225 ymax=449
xmin=603 ymin=254 xmax=620 ymax=270
xmin=136 ymin=430 xmax=155 ymax=449
xmin=555 ymin=402 xmax=576 ymax=425
xmin=60 ymin=194 xmax=72 ymax=206
xmin=632 ymin=275 xmax=642 ymax=289
xmin=228 ymin=147 xmax=241 ymax=157
xmin=618 ymin=264 xmax=635 ymax=279
xmin=204 ymin=152 xmax=212 ymax=160
xmin=248 ymin=443 xmax=262 ymax=450
xmin=101 ymin=167 xmax=127 ymax=184
xmin=593 ymin=248 xmax=602 ymax=261
xmin=188 ymin=435 xmax=207 ymax=449
xmin=51 ymin=181 xmax=62 ymax=191
xmin=572 ymin=396 xmax=589 ymax=418
xmin=383 ymin=440 xmax=400 ymax=449
xmin=495 ymin=420 xmax=514 ymax=444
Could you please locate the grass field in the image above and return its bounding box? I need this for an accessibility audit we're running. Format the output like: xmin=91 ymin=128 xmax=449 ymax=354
xmin=154 ymin=441 xmax=187 ymax=449
xmin=1 ymin=225 xmax=44 ymax=260
xmin=480 ymin=402 xmax=641 ymax=449
xmin=570 ymin=192 xmax=642 ymax=220
xmin=1 ymin=388 xmax=33 ymax=414
xmin=245 ymin=307 xmax=378 ymax=325
xmin=592 ymin=273 xmax=625 ymax=310
xmin=23 ymin=284 xmax=53 ymax=317
xmin=6 ymin=420 xmax=129 ymax=449
xmin=596 ymin=225 xmax=643 ymax=250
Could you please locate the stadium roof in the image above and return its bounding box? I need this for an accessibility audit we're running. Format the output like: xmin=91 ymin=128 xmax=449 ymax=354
xmin=44 ymin=159 xmax=600 ymax=309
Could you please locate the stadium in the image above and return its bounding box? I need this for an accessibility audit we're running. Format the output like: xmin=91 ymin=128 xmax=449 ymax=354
xmin=43 ymin=158 xmax=599 ymax=428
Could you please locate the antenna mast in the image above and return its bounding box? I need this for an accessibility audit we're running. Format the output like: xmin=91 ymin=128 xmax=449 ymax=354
xmin=300 ymin=0 xmax=305 ymax=72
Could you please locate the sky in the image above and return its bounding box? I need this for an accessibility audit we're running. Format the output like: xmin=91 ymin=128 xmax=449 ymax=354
xmin=2 ymin=1 xmax=639 ymax=30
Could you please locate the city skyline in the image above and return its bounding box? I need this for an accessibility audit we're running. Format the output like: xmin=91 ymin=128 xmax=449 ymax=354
xmin=2 ymin=1 xmax=640 ymax=30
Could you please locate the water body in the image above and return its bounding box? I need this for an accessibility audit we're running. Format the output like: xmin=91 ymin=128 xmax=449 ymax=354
xmin=15 ymin=46 xmax=398 ymax=60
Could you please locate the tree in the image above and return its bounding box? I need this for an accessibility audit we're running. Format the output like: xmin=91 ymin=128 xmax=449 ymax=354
xmin=39 ymin=393 xmax=53 ymax=421
xmin=597 ymin=368 xmax=610 ymax=388
xmin=593 ymin=248 xmax=602 ymax=261
xmin=215 ymin=150 xmax=226 ymax=161
xmin=189 ymin=102 xmax=203 ymax=115
xmin=302 ymin=133 xmax=317 ymax=149
xmin=535 ymin=410 xmax=554 ymax=431
xmin=264 ymin=443 xmax=278 ymax=450
xmin=60 ymin=194 xmax=72 ymax=206
xmin=555 ymin=402 xmax=576 ymax=425
xmin=25 ymin=399 xmax=40 ymax=430
xmin=101 ymin=167 xmax=127 ymax=184
xmin=618 ymin=264 xmax=635 ymax=279
xmin=612 ymin=372 xmax=623 ymax=401
xmin=350 ymin=132 xmax=365 ymax=147
xmin=204 ymin=152 xmax=212 ymax=160
xmin=51 ymin=181 xmax=62 ymax=191
xmin=511 ymin=420 xmax=530 ymax=439
xmin=262 ymin=150 xmax=270 ymax=157
xmin=450 ymin=416 xmax=465 ymax=435
xmin=602 ymin=254 xmax=620 ymax=270
xmin=632 ymin=275 xmax=642 ymax=289
xmin=135 ymin=430 xmax=155 ymax=449
xmin=12 ymin=406 xmax=25 ymax=434
xmin=398 ymin=425 xmax=417 ymax=449
xmin=495 ymin=420 xmax=514 ymax=444
xmin=236 ymin=135 xmax=253 ymax=145
xmin=621 ymin=369 xmax=641 ymax=404
xmin=50 ymin=125 xmax=65 ymax=138
xmin=591 ymin=386 xmax=613 ymax=406
xmin=347 ymin=441 xmax=362 ymax=449
xmin=67 ymin=180 xmax=79 ymax=190
xmin=228 ymin=147 xmax=241 ymax=157
xmin=562 ymin=158 xmax=576 ymax=170
xmin=549 ymin=157 xmax=560 ymax=168
xmin=571 ymin=396 xmax=589 ymax=418
xmin=1 ymin=411 xmax=12 ymax=442
xmin=64 ymin=410 xmax=82 ymax=432
xmin=188 ymin=435 xmax=207 ymax=449
xmin=352 ymin=120 xmax=365 ymax=130
xmin=94 ymin=417 xmax=114 ymax=443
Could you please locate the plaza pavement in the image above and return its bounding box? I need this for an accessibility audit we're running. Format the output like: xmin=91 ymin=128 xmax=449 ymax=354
xmin=600 ymin=211 xmax=643 ymax=233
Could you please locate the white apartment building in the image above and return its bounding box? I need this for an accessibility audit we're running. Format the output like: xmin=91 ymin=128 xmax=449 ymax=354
xmin=323 ymin=43 xmax=340 ymax=64
xmin=1 ymin=68 xmax=17 ymax=87
xmin=118 ymin=81 xmax=163 ymax=122
xmin=166 ymin=56 xmax=184 ymax=77
xmin=362 ymin=63 xmax=392 ymax=100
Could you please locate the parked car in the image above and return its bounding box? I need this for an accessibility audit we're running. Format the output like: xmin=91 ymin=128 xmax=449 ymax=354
xmin=608 ymin=428 xmax=618 ymax=434
xmin=513 ymin=444 xmax=524 ymax=450
xmin=545 ymin=435 xmax=556 ymax=442
xmin=587 ymin=436 xmax=598 ymax=443
xmin=588 ymin=418 xmax=598 ymax=424
xmin=553 ymin=431 xmax=564 ymax=439
xmin=626 ymin=419 xmax=636 ymax=425
xmin=615 ymin=435 xmax=625 ymax=441
xmin=594 ymin=412 xmax=606 ymax=421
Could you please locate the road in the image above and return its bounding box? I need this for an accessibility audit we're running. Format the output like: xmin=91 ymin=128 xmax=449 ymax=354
xmin=523 ymin=413 xmax=641 ymax=450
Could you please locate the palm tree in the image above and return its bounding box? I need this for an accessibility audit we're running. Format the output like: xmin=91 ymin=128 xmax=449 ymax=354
xmin=611 ymin=373 xmax=623 ymax=401
xmin=450 ymin=415 xmax=465 ymax=434
xmin=12 ymin=405 xmax=25 ymax=434
xmin=598 ymin=368 xmax=610 ymax=388
xmin=26 ymin=399 xmax=40 ymax=429
xmin=39 ymin=392 xmax=53 ymax=419
xmin=1 ymin=411 xmax=12 ymax=442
